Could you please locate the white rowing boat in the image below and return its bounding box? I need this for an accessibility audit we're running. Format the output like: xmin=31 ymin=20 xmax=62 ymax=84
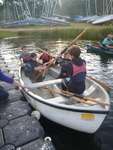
xmin=19 ymin=66 xmax=110 ymax=134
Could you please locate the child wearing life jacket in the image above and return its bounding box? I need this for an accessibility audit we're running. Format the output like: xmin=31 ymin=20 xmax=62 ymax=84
xmin=39 ymin=48 xmax=52 ymax=64
xmin=58 ymin=45 xmax=86 ymax=95
xmin=23 ymin=53 xmax=47 ymax=82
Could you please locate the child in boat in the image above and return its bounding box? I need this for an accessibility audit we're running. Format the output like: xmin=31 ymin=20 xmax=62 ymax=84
xmin=0 ymin=69 xmax=21 ymax=100
xmin=101 ymin=34 xmax=113 ymax=48
xmin=58 ymin=45 xmax=86 ymax=95
xmin=39 ymin=48 xmax=52 ymax=64
xmin=23 ymin=53 xmax=46 ymax=82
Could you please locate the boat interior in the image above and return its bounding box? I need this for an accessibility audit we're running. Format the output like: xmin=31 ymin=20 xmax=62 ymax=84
xmin=21 ymin=66 xmax=109 ymax=107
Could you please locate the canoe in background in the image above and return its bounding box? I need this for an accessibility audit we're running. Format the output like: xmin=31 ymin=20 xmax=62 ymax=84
xmin=86 ymin=44 xmax=113 ymax=55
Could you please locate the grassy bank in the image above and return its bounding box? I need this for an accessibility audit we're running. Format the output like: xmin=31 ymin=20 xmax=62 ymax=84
xmin=0 ymin=23 xmax=113 ymax=40
xmin=0 ymin=31 xmax=18 ymax=39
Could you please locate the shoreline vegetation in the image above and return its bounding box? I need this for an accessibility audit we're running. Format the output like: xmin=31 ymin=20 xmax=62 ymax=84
xmin=0 ymin=23 xmax=113 ymax=41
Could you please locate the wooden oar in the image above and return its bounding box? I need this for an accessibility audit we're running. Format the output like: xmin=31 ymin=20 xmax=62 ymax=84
xmin=60 ymin=27 xmax=88 ymax=55
xmin=44 ymin=86 xmax=95 ymax=105
xmin=44 ymin=86 xmax=109 ymax=108
xmin=61 ymin=89 xmax=109 ymax=108
xmin=41 ymin=58 xmax=56 ymax=76
xmin=57 ymin=88 xmax=109 ymax=108
xmin=88 ymin=76 xmax=112 ymax=92
xmin=36 ymin=27 xmax=88 ymax=67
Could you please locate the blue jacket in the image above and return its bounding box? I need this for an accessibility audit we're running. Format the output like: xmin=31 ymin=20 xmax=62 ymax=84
xmin=23 ymin=60 xmax=39 ymax=77
xmin=102 ymin=37 xmax=113 ymax=46
xmin=0 ymin=69 xmax=14 ymax=97
xmin=0 ymin=69 xmax=13 ymax=84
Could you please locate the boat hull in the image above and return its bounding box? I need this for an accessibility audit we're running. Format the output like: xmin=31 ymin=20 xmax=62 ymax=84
xmin=23 ymin=90 xmax=108 ymax=134
xmin=87 ymin=44 xmax=113 ymax=55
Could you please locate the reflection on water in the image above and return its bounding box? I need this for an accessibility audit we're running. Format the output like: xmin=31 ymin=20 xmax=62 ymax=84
xmin=0 ymin=37 xmax=113 ymax=150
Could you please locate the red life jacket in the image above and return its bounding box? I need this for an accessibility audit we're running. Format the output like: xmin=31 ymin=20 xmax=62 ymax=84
xmin=40 ymin=52 xmax=51 ymax=63
xmin=72 ymin=62 xmax=86 ymax=76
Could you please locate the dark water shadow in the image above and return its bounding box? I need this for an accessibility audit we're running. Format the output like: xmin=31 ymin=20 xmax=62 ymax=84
xmin=94 ymin=101 xmax=113 ymax=150
xmin=40 ymin=116 xmax=99 ymax=150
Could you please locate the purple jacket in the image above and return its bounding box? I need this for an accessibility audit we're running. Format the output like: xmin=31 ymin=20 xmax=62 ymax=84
xmin=0 ymin=69 xmax=13 ymax=84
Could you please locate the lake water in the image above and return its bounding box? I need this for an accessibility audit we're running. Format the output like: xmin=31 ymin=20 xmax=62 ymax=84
xmin=0 ymin=37 xmax=113 ymax=150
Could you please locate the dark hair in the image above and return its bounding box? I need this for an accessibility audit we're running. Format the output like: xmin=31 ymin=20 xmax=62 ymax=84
xmin=68 ymin=45 xmax=81 ymax=58
xmin=30 ymin=53 xmax=37 ymax=58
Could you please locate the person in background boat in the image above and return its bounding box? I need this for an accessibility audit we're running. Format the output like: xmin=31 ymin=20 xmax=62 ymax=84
xmin=58 ymin=45 xmax=86 ymax=95
xmin=19 ymin=46 xmax=31 ymax=63
xmin=39 ymin=48 xmax=52 ymax=64
xmin=23 ymin=53 xmax=46 ymax=82
xmin=101 ymin=34 xmax=113 ymax=48
xmin=0 ymin=69 xmax=21 ymax=100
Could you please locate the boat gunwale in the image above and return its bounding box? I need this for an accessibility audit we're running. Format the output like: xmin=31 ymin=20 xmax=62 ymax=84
xmin=22 ymin=88 xmax=109 ymax=115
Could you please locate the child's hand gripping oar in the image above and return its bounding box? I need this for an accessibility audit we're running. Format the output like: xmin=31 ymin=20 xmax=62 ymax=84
xmin=34 ymin=58 xmax=56 ymax=80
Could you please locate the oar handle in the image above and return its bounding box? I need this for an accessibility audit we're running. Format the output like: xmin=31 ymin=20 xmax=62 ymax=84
xmin=83 ymin=97 xmax=109 ymax=107
xmin=60 ymin=27 xmax=88 ymax=55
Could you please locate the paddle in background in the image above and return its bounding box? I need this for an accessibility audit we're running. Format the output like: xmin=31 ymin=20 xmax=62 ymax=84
xmin=60 ymin=27 xmax=88 ymax=55
xmin=37 ymin=27 xmax=88 ymax=61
